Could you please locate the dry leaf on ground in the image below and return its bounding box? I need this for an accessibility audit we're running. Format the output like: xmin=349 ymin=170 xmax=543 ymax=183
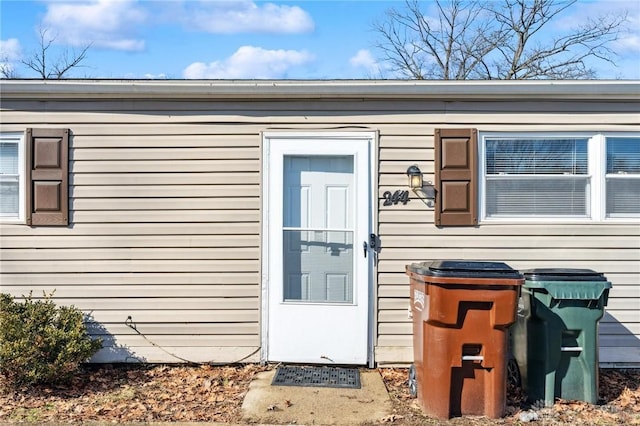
xmin=1 ymin=365 xmax=638 ymax=425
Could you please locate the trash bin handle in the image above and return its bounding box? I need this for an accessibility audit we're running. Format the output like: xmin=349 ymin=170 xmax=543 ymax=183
xmin=462 ymin=355 xmax=484 ymax=361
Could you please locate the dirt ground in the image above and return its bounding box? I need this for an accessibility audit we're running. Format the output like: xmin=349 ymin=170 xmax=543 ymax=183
xmin=1 ymin=364 xmax=638 ymax=425
xmin=379 ymin=367 xmax=640 ymax=425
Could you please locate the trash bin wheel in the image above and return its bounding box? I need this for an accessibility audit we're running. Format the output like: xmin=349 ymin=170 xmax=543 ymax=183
xmin=507 ymin=357 xmax=521 ymax=389
xmin=408 ymin=364 xmax=417 ymax=398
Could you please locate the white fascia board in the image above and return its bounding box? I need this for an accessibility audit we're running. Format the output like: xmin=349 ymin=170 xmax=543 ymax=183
xmin=1 ymin=79 xmax=639 ymax=101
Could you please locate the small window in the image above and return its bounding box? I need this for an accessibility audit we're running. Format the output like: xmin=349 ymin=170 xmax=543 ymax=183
xmin=606 ymin=137 xmax=640 ymax=218
xmin=484 ymin=138 xmax=590 ymax=218
xmin=0 ymin=133 xmax=24 ymax=222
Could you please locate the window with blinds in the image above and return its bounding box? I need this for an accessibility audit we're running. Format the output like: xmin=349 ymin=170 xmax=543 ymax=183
xmin=481 ymin=133 xmax=640 ymax=222
xmin=606 ymin=137 xmax=640 ymax=218
xmin=0 ymin=134 xmax=23 ymax=220
xmin=484 ymin=138 xmax=590 ymax=218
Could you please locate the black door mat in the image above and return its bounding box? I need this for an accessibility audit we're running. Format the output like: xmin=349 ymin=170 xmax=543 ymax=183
xmin=272 ymin=365 xmax=361 ymax=389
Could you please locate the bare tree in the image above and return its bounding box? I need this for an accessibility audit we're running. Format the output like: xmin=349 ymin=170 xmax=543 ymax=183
xmin=373 ymin=0 xmax=627 ymax=79
xmin=20 ymin=26 xmax=91 ymax=79
xmin=1 ymin=58 xmax=18 ymax=79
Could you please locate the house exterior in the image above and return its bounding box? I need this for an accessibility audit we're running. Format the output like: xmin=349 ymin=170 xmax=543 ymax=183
xmin=0 ymin=79 xmax=638 ymax=368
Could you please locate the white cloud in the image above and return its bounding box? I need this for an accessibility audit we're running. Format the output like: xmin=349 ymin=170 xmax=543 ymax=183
xmin=349 ymin=49 xmax=381 ymax=75
xmin=183 ymin=45 xmax=314 ymax=79
xmin=0 ymin=38 xmax=22 ymax=61
xmin=181 ymin=1 xmax=314 ymax=34
xmin=0 ymin=38 xmax=22 ymax=77
xmin=615 ymin=33 xmax=640 ymax=53
xmin=347 ymin=48 xmax=400 ymax=78
xmin=615 ymin=4 xmax=640 ymax=54
xmin=143 ymin=73 xmax=169 ymax=79
xmin=42 ymin=0 xmax=147 ymax=51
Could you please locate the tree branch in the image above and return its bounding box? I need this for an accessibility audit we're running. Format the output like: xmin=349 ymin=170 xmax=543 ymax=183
xmin=372 ymin=0 xmax=627 ymax=80
xmin=19 ymin=25 xmax=91 ymax=79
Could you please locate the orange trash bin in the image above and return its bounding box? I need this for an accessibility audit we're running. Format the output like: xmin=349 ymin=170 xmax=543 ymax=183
xmin=407 ymin=261 xmax=523 ymax=419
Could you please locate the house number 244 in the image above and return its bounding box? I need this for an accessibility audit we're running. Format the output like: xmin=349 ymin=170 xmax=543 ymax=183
xmin=383 ymin=190 xmax=410 ymax=206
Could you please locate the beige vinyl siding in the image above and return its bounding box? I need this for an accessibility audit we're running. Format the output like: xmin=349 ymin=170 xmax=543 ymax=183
xmin=1 ymin=89 xmax=639 ymax=366
xmin=1 ymin=111 xmax=262 ymax=363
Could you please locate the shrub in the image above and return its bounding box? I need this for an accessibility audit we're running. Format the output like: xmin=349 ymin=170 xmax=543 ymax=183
xmin=0 ymin=292 xmax=102 ymax=387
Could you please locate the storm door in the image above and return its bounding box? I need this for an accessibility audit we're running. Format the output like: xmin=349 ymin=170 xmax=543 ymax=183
xmin=263 ymin=134 xmax=373 ymax=364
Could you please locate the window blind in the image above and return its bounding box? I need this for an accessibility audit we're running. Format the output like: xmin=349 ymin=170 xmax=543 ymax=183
xmin=486 ymin=139 xmax=588 ymax=175
xmin=607 ymin=137 xmax=640 ymax=174
xmin=0 ymin=141 xmax=19 ymax=217
xmin=485 ymin=138 xmax=589 ymax=218
xmin=486 ymin=177 xmax=589 ymax=217
xmin=606 ymin=137 xmax=640 ymax=217
xmin=0 ymin=141 xmax=18 ymax=175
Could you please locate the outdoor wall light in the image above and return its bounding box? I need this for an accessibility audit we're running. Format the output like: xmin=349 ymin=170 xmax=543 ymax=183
xmin=406 ymin=165 xmax=423 ymax=190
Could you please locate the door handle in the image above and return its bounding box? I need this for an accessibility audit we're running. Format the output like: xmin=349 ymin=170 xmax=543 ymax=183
xmin=364 ymin=234 xmax=378 ymax=258
xmin=369 ymin=233 xmax=378 ymax=251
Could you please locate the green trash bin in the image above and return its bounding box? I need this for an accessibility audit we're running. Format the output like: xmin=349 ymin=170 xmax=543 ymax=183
xmin=512 ymin=268 xmax=611 ymax=407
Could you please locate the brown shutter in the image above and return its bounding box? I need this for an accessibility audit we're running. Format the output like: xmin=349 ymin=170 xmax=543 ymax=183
xmin=434 ymin=128 xmax=478 ymax=226
xmin=25 ymin=128 xmax=69 ymax=226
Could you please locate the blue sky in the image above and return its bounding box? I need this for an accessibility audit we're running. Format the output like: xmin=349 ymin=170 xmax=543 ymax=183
xmin=1 ymin=0 xmax=639 ymax=79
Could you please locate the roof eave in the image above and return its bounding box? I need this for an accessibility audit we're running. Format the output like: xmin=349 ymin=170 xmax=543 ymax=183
xmin=1 ymin=79 xmax=639 ymax=101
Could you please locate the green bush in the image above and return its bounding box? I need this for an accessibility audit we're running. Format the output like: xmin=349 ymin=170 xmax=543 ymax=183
xmin=0 ymin=292 xmax=102 ymax=387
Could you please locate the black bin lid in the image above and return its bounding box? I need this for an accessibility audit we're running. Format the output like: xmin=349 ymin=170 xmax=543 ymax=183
xmin=409 ymin=260 xmax=522 ymax=279
xmin=522 ymin=268 xmax=608 ymax=282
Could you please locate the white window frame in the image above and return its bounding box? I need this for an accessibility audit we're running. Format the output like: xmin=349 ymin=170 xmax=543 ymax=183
xmin=0 ymin=132 xmax=25 ymax=223
xmin=479 ymin=132 xmax=640 ymax=223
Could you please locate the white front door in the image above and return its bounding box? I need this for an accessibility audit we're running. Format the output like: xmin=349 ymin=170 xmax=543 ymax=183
xmin=263 ymin=133 xmax=373 ymax=365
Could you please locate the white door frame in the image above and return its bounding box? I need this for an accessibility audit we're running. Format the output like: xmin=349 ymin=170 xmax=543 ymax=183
xmin=261 ymin=131 xmax=377 ymax=366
